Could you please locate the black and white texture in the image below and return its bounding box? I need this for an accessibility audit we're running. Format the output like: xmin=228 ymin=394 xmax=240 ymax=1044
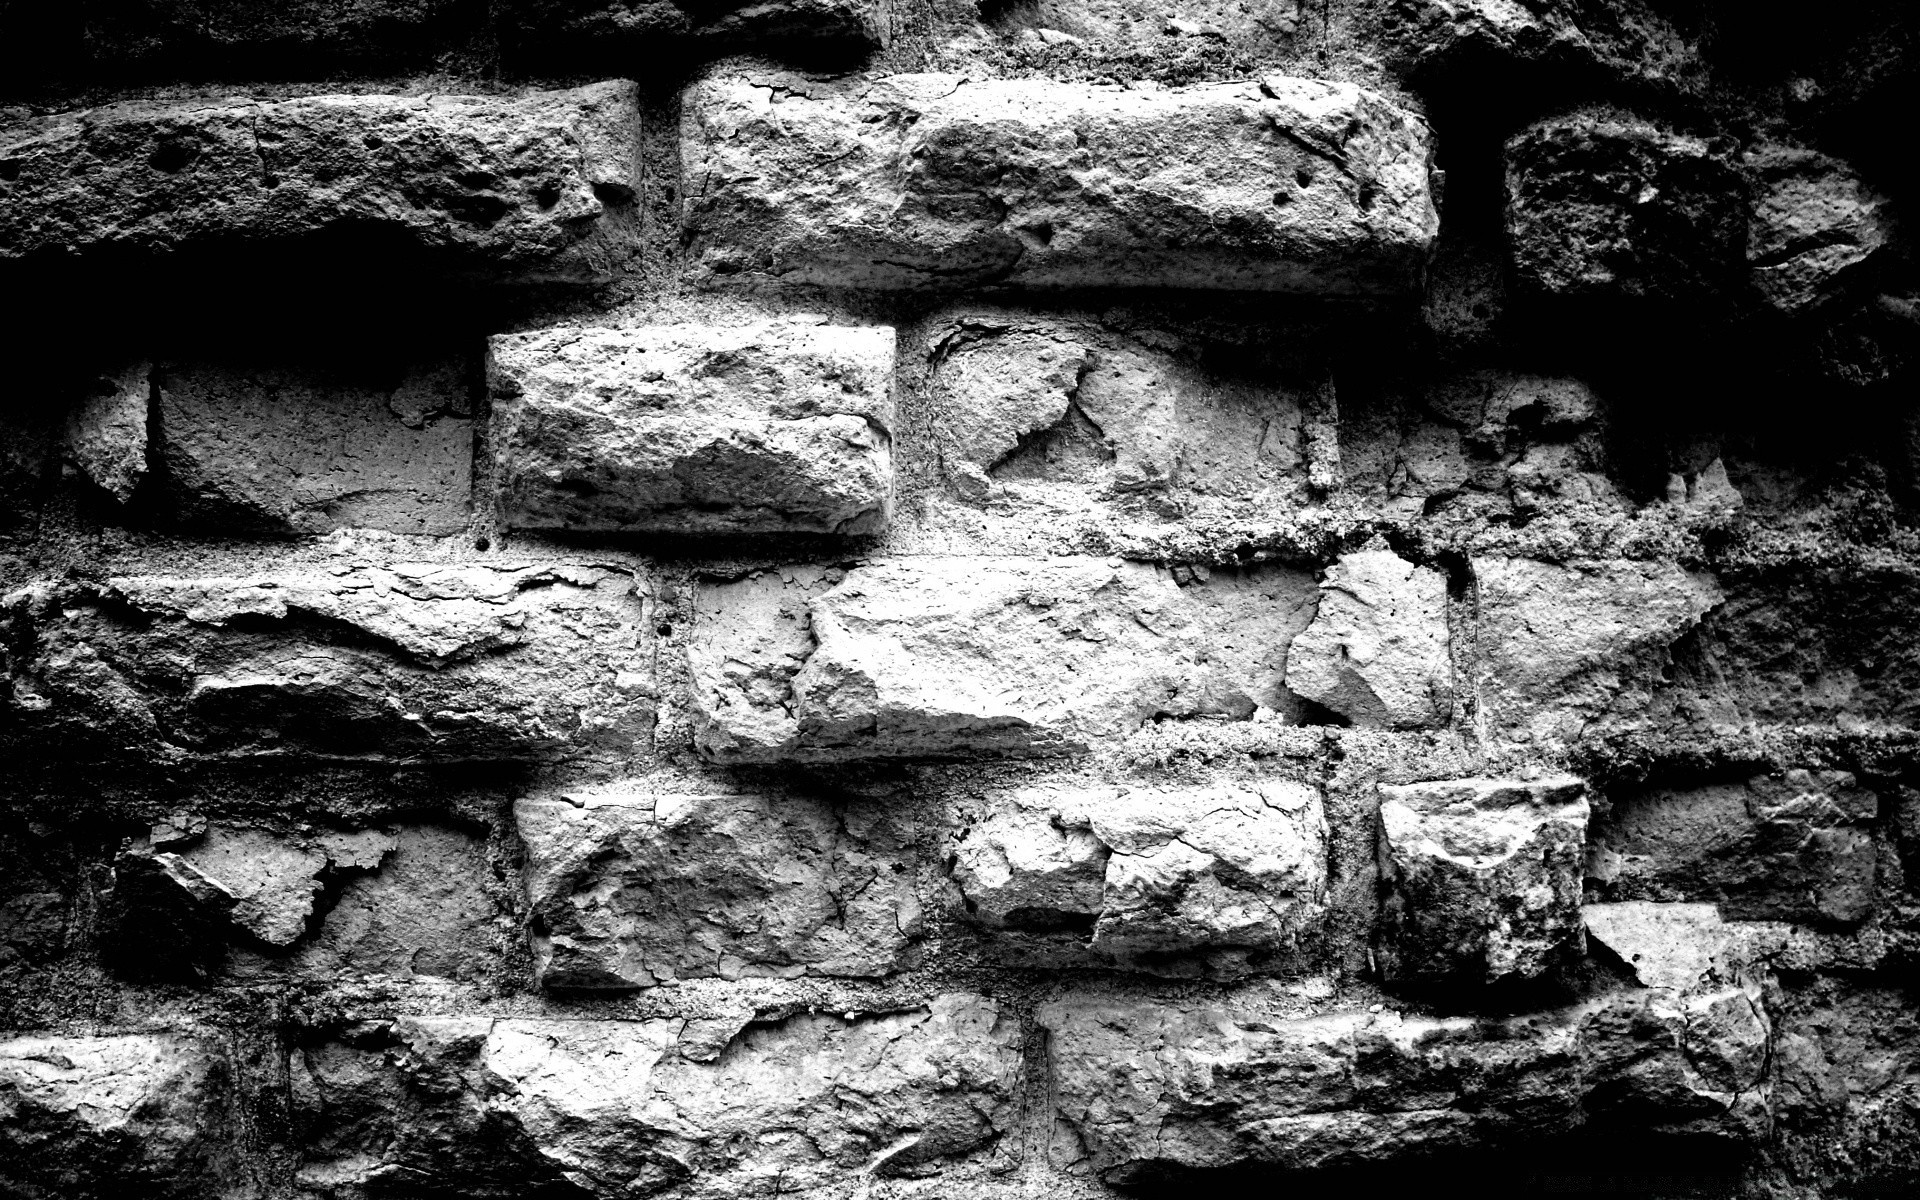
xmin=2 ymin=3 xmax=1920 ymax=1199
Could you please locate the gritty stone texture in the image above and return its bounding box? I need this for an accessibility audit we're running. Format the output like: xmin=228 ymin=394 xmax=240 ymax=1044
xmin=488 ymin=320 xmax=895 ymax=535
xmin=924 ymin=313 xmax=1314 ymax=505
xmin=1377 ymin=776 xmax=1590 ymax=984
xmin=1505 ymin=115 xmax=1747 ymax=302
xmin=690 ymin=557 xmax=1290 ymax=763
xmin=953 ymin=778 xmax=1329 ymax=976
xmin=156 ymin=825 xmax=393 ymax=947
xmin=1744 ymin=143 xmax=1894 ymax=316
xmin=515 ymin=789 xmax=921 ymax=989
xmin=0 ymin=81 xmax=640 ymax=279
xmin=682 ymin=72 xmax=1438 ymax=293
xmin=2 ymin=562 xmax=654 ymax=763
xmin=1589 ymin=770 xmax=1881 ymax=926
xmin=75 ymin=0 xmax=488 ymax=71
xmin=1473 ymin=556 xmax=1723 ymax=745
xmin=64 ymin=362 xmax=150 ymax=504
xmin=1377 ymin=0 xmax=1704 ymax=94
xmin=1286 ymin=547 xmax=1451 ymax=728
xmin=1040 ymin=984 xmax=1768 ymax=1185
xmin=156 ymin=358 xmax=472 ymax=535
xmin=0 ymin=1033 xmax=229 ymax=1199
xmin=293 ymin=995 xmax=1022 ymax=1197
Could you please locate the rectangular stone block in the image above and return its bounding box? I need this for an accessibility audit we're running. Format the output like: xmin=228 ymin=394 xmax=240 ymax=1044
xmin=157 ymin=358 xmax=472 ymax=535
xmin=2 ymin=562 xmax=655 ymax=764
xmin=681 ymin=72 xmax=1438 ymax=293
xmin=488 ymin=321 xmax=895 ymax=535
xmin=515 ymin=789 xmax=921 ymax=989
xmin=293 ymin=996 xmax=1022 ymax=1197
xmin=1377 ymin=776 xmax=1589 ymax=985
xmin=0 ymin=1033 xmax=231 ymax=1197
xmin=0 ymin=81 xmax=639 ymax=279
xmin=688 ymin=557 xmax=1285 ymax=763
xmin=1040 ymin=981 xmax=1769 ymax=1186
xmin=1589 ymin=770 xmax=1880 ymax=926
xmin=951 ymin=778 xmax=1329 ymax=977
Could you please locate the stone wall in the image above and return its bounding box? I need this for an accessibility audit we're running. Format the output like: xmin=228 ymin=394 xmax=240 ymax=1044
xmin=1 ymin=2 xmax=1918 ymax=1198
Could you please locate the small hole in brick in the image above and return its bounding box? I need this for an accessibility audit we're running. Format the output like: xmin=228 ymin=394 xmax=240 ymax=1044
xmin=1357 ymin=184 xmax=1378 ymax=210
xmin=474 ymin=536 xmax=491 ymax=552
xmin=1295 ymin=166 xmax=1314 ymax=188
xmin=148 ymin=140 xmax=196 ymax=174
xmin=535 ymin=184 xmax=562 ymax=209
xmin=1272 ymin=190 xmax=1291 ymax=206
xmin=655 ymin=623 xmax=674 ymax=638
xmin=0 ymin=159 xmax=19 ymax=182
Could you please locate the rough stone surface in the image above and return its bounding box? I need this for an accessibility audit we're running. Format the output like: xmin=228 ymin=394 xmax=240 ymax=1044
xmin=1377 ymin=776 xmax=1590 ymax=984
xmin=2 ymin=562 xmax=654 ymax=763
xmin=156 ymin=358 xmax=472 ymax=535
xmin=516 ymin=789 xmax=922 ymax=989
xmin=0 ymin=1033 xmax=229 ymax=1199
xmin=953 ymin=778 xmax=1328 ymax=975
xmin=1505 ymin=115 xmax=1747 ymax=302
xmin=1744 ymin=143 xmax=1894 ymax=316
xmin=690 ymin=557 xmax=1289 ymax=763
xmin=1377 ymin=0 xmax=1704 ymax=95
xmin=1040 ymin=983 xmax=1768 ymax=1185
xmin=504 ymin=0 xmax=887 ymax=52
xmin=1473 ymin=556 xmax=1723 ymax=745
xmin=682 ymin=72 xmax=1438 ymax=293
xmin=1589 ymin=770 xmax=1881 ymax=926
xmin=488 ymin=320 xmax=895 ymax=535
xmin=923 ymin=313 xmax=1318 ymax=511
xmin=293 ymin=994 xmax=1023 ymax=1197
xmin=64 ymin=362 xmax=151 ymax=504
xmin=0 ymin=81 xmax=640 ymax=279
xmin=1286 ymin=546 xmax=1451 ymax=728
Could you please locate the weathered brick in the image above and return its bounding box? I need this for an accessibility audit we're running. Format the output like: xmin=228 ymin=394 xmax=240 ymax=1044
xmin=0 ymin=82 xmax=639 ymax=279
xmin=1377 ymin=776 xmax=1590 ymax=985
xmin=2 ymin=563 xmax=654 ymax=764
xmin=488 ymin=321 xmax=894 ymax=535
xmin=1589 ymin=770 xmax=1880 ymax=926
xmin=293 ymin=996 xmax=1022 ymax=1197
xmin=515 ymin=789 xmax=921 ymax=989
xmin=157 ymin=358 xmax=472 ymax=535
xmin=688 ymin=557 xmax=1286 ymax=763
xmin=1041 ymin=981 xmax=1768 ymax=1184
xmin=951 ymin=778 xmax=1329 ymax=976
xmin=1505 ymin=115 xmax=1746 ymax=302
xmin=1473 ymin=556 xmax=1722 ymax=745
xmin=682 ymin=72 xmax=1437 ymax=293
xmin=0 ymin=1033 xmax=231 ymax=1198
xmin=1286 ymin=546 xmax=1452 ymax=729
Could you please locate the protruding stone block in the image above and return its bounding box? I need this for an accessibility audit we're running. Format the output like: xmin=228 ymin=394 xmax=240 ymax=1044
xmin=488 ymin=321 xmax=895 ymax=535
xmin=1589 ymin=770 xmax=1880 ymax=926
xmin=688 ymin=557 xmax=1275 ymax=763
xmin=1377 ymin=776 xmax=1590 ymax=984
xmin=293 ymin=996 xmax=1022 ymax=1196
xmin=3 ymin=563 xmax=654 ymax=764
xmin=157 ymin=358 xmax=472 ymax=535
xmin=1040 ymin=985 xmax=1767 ymax=1186
xmin=1745 ymin=143 xmax=1893 ymax=315
xmin=682 ymin=72 xmax=1437 ymax=293
xmin=1286 ymin=547 xmax=1452 ymax=728
xmin=515 ymin=790 xmax=921 ymax=989
xmin=0 ymin=1033 xmax=229 ymax=1197
xmin=0 ymin=81 xmax=640 ymax=279
xmin=952 ymin=779 xmax=1330 ymax=976
xmin=1505 ymin=115 xmax=1746 ymax=302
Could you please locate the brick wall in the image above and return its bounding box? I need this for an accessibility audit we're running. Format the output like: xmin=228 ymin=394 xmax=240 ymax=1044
xmin=2 ymin=2 xmax=1918 ymax=1197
